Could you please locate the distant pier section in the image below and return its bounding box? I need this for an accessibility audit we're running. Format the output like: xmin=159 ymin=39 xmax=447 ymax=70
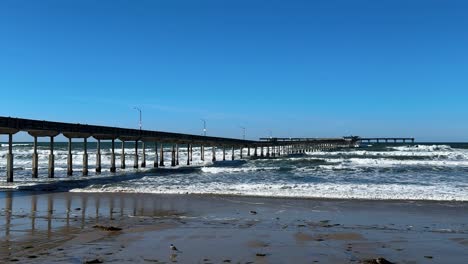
xmin=0 ymin=116 xmax=359 ymax=182
xmin=357 ymin=137 xmax=415 ymax=143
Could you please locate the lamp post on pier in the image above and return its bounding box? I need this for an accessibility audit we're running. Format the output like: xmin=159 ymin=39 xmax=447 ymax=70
xmin=134 ymin=107 xmax=142 ymax=130
xmin=240 ymin=126 xmax=246 ymax=140
xmin=201 ymin=119 xmax=207 ymax=136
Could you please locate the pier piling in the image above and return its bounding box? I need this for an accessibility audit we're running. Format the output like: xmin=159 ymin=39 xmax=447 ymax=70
xmin=96 ymin=139 xmax=101 ymax=174
xmin=6 ymin=134 xmax=13 ymax=182
xmin=159 ymin=143 xmax=165 ymax=167
xmin=133 ymin=140 xmax=139 ymax=169
xmin=171 ymin=144 xmax=176 ymax=167
xmin=83 ymin=138 xmax=88 ymax=176
xmin=141 ymin=142 xmax=146 ymax=168
xmin=67 ymin=138 xmax=73 ymax=176
xmin=32 ymin=136 xmax=38 ymax=178
xmin=154 ymin=143 xmax=158 ymax=168
xmin=110 ymin=139 xmax=116 ymax=172
xmin=212 ymin=146 xmax=216 ymax=162
xmin=187 ymin=144 xmax=190 ymax=165
xmin=121 ymin=141 xmax=126 ymax=169
xmin=48 ymin=136 xmax=54 ymax=178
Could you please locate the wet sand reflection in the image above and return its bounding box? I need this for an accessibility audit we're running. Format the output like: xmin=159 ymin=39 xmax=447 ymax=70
xmin=0 ymin=191 xmax=183 ymax=261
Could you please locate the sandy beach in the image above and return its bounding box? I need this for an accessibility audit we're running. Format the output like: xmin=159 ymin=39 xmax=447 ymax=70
xmin=0 ymin=191 xmax=467 ymax=263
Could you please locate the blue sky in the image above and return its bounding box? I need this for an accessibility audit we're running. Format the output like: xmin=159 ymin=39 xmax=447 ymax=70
xmin=1 ymin=0 xmax=467 ymax=142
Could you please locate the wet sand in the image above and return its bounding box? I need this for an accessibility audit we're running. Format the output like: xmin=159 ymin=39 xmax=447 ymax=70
xmin=1 ymin=191 xmax=467 ymax=263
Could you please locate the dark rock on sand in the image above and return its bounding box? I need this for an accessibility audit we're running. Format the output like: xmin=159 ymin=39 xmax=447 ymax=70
xmin=361 ymin=257 xmax=395 ymax=264
xmin=250 ymin=210 xmax=257 ymax=215
xmin=93 ymin=225 xmax=123 ymax=231
xmin=256 ymin=253 xmax=267 ymax=257
xmin=85 ymin=259 xmax=104 ymax=264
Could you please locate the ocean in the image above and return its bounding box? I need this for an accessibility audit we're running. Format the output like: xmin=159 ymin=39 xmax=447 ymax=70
xmin=0 ymin=142 xmax=467 ymax=201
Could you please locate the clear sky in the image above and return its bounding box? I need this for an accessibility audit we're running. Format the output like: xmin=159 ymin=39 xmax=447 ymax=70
xmin=1 ymin=0 xmax=467 ymax=142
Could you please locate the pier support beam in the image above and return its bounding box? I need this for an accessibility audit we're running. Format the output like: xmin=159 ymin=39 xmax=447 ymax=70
xmin=83 ymin=138 xmax=88 ymax=176
xmin=240 ymin=147 xmax=243 ymax=159
xmin=133 ymin=140 xmax=139 ymax=169
xmin=231 ymin=146 xmax=235 ymax=160
xmin=121 ymin=141 xmax=126 ymax=169
xmin=176 ymin=144 xmax=179 ymax=166
xmin=96 ymin=139 xmax=101 ymax=174
xmin=223 ymin=147 xmax=226 ymax=161
xmin=212 ymin=146 xmax=216 ymax=162
xmin=201 ymin=145 xmax=205 ymax=161
xmin=141 ymin=142 xmax=146 ymax=168
xmin=32 ymin=136 xmax=38 ymax=178
xmin=171 ymin=144 xmax=176 ymax=167
xmin=261 ymin=147 xmax=264 ymax=157
xmin=159 ymin=143 xmax=165 ymax=167
xmin=190 ymin=144 xmax=193 ymax=162
xmin=67 ymin=138 xmax=73 ymax=176
xmin=187 ymin=144 xmax=190 ymax=165
xmin=248 ymin=147 xmax=251 ymax=156
xmin=154 ymin=143 xmax=159 ymax=168
xmin=110 ymin=139 xmax=116 ymax=172
xmin=6 ymin=134 xmax=13 ymax=182
xmin=254 ymin=147 xmax=258 ymax=157
xmin=48 ymin=136 xmax=55 ymax=178
xmin=266 ymin=146 xmax=270 ymax=157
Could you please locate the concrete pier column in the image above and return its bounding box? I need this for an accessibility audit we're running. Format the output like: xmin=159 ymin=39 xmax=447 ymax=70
xmin=141 ymin=142 xmax=146 ymax=168
xmin=231 ymin=146 xmax=235 ymax=160
xmin=223 ymin=147 xmax=226 ymax=161
xmin=133 ymin=140 xmax=139 ymax=169
xmin=261 ymin=147 xmax=264 ymax=157
xmin=248 ymin=147 xmax=251 ymax=156
xmin=6 ymin=134 xmax=13 ymax=182
xmin=176 ymin=144 xmax=179 ymax=166
xmin=201 ymin=145 xmax=205 ymax=161
xmin=171 ymin=144 xmax=176 ymax=167
xmin=48 ymin=136 xmax=54 ymax=178
xmin=159 ymin=143 xmax=165 ymax=167
xmin=212 ymin=146 xmax=216 ymax=162
xmin=266 ymin=146 xmax=270 ymax=157
xmin=190 ymin=144 xmax=193 ymax=162
xmin=67 ymin=138 xmax=73 ymax=176
xmin=110 ymin=139 xmax=116 ymax=172
xmin=83 ymin=138 xmax=88 ymax=176
xmin=254 ymin=147 xmax=258 ymax=157
xmin=32 ymin=136 xmax=38 ymax=178
xmin=96 ymin=139 xmax=101 ymax=174
xmin=121 ymin=141 xmax=126 ymax=169
xmin=186 ymin=144 xmax=190 ymax=165
xmin=154 ymin=143 xmax=159 ymax=168
xmin=240 ymin=147 xmax=243 ymax=159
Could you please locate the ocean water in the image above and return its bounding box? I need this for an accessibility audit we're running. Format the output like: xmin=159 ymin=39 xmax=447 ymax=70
xmin=0 ymin=142 xmax=467 ymax=201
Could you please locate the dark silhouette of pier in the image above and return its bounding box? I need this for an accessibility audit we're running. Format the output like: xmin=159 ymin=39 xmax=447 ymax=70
xmin=0 ymin=116 xmax=359 ymax=182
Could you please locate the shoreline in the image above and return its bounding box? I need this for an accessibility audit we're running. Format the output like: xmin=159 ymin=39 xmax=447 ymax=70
xmin=4 ymin=188 xmax=468 ymax=203
xmin=1 ymin=191 xmax=467 ymax=263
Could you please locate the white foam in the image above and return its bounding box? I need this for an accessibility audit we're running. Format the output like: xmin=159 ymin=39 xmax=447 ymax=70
xmin=71 ymin=182 xmax=468 ymax=201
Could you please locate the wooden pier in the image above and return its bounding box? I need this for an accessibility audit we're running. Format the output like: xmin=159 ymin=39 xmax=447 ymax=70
xmin=0 ymin=116 xmax=359 ymax=182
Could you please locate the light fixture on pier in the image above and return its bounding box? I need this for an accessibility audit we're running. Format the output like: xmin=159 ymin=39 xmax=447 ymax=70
xmin=133 ymin=107 xmax=142 ymax=130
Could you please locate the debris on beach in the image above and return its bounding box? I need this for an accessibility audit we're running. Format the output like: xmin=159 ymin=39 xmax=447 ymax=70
xmin=250 ymin=210 xmax=257 ymax=215
xmin=85 ymin=259 xmax=104 ymax=264
xmin=256 ymin=253 xmax=267 ymax=257
xmin=361 ymin=257 xmax=395 ymax=264
xmin=92 ymin=225 xmax=122 ymax=231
